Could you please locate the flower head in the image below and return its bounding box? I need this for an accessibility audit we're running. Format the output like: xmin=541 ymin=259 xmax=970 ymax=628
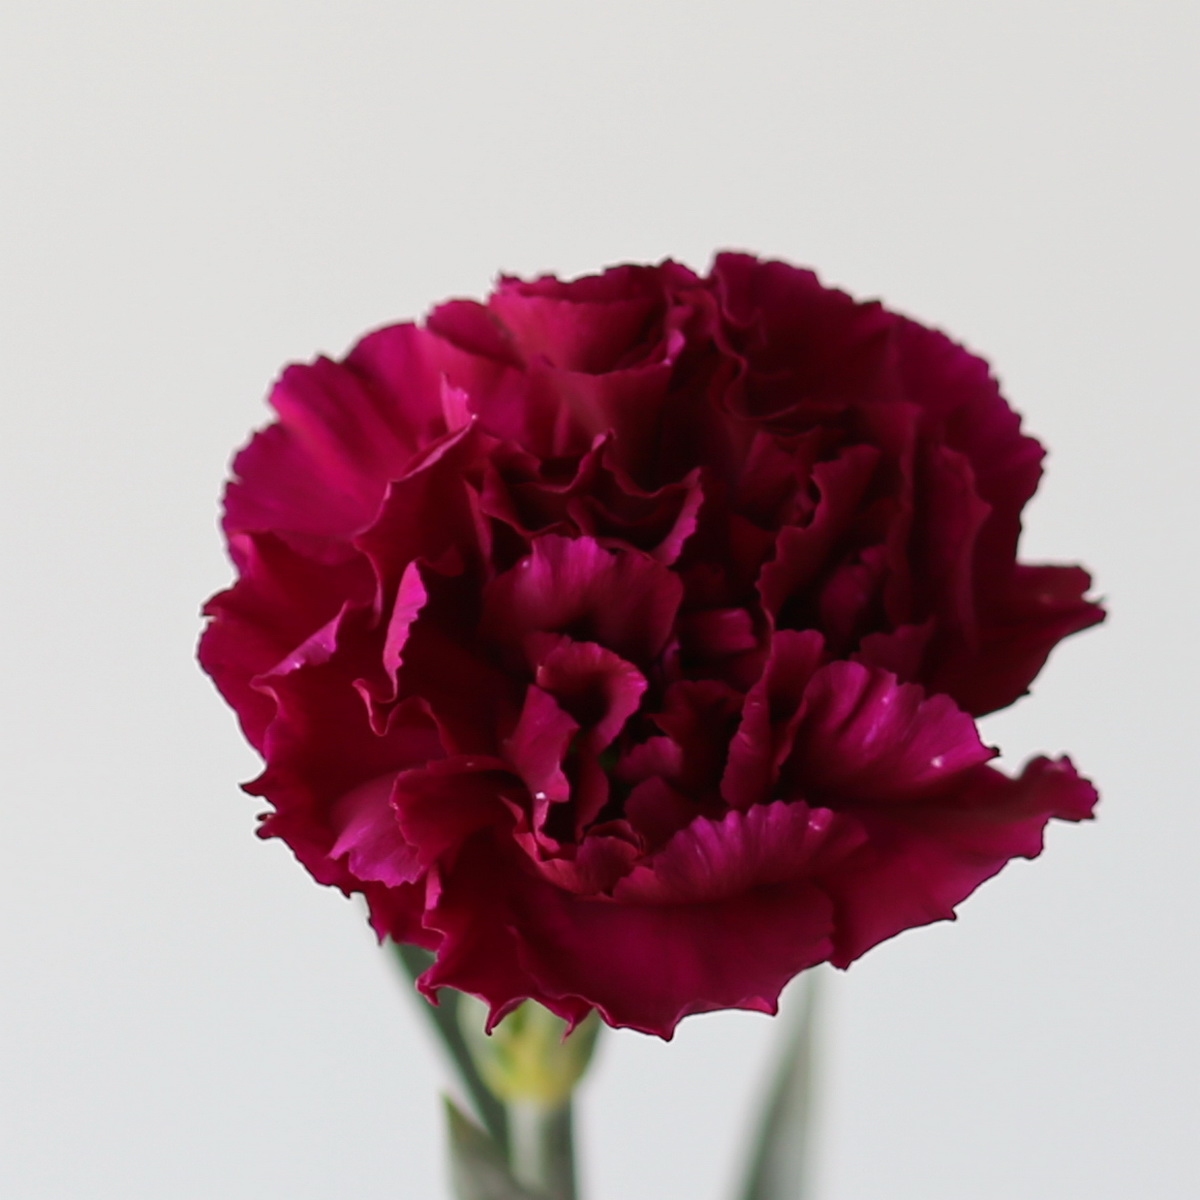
xmin=201 ymin=255 xmax=1102 ymax=1037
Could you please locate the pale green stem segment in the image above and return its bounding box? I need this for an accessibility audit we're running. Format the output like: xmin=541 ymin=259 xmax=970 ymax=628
xmin=393 ymin=943 xmax=510 ymax=1150
xmin=507 ymin=1097 xmax=578 ymax=1200
xmin=737 ymin=970 xmax=823 ymax=1200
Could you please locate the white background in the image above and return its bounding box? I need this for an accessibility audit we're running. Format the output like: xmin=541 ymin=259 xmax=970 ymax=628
xmin=2 ymin=2 xmax=1196 ymax=1197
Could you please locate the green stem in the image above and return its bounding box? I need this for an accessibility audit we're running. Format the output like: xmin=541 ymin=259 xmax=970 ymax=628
xmin=737 ymin=971 xmax=822 ymax=1200
xmin=508 ymin=1098 xmax=577 ymax=1200
xmin=392 ymin=942 xmax=510 ymax=1152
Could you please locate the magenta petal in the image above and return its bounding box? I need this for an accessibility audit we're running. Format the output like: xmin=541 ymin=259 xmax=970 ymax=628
xmin=329 ymin=773 xmax=420 ymax=887
xmin=533 ymin=832 xmax=642 ymax=895
xmin=225 ymin=357 xmax=426 ymax=547
xmin=853 ymin=621 xmax=934 ymax=683
xmin=387 ymin=570 xmax=524 ymax=758
xmin=392 ymin=757 xmax=516 ymax=872
xmin=934 ymin=564 xmax=1105 ymax=717
xmin=199 ymin=532 xmax=373 ymax=748
xmin=825 ymin=756 xmax=1098 ymax=965
xmin=513 ymin=875 xmax=835 ymax=1037
xmin=615 ymin=801 xmax=864 ymax=903
xmin=533 ymin=636 xmax=648 ymax=749
xmin=651 ymin=679 xmax=745 ymax=799
xmin=757 ymin=446 xmax=881 ymax=621
xmin=676 ymin=607 xmax=758 ymax=662
xmin=721 ymin=629 xmax=825 ymax=810
xmin=911 ymin=443 xmax=992 ymax=637
xmin=426 ymin=298 xmax=521 ymax=367
xmin=424 ymin=835 xmax=835 ymax=1037
xmin=501 ymin=685 xmax=579 ymax=812
xmin=483 ymin=535 xmax=683 ymax=666
xmin=343 ymin=322 xmax=465 ymax=445
xmin=489 ymin=290 xmax=663 ymax=374
xmin=418 ymin=836 xmax=595 ymax=1031
xmin=623 ymin=776 xmax=698 ymax=849
xmin=891 ymin=314 xmax=1046 ymax=581
xmin=790 ymin=660 xmax=995 ymax=802
xmin=373 ymin=560 xmax=429 ymax=704
xmin=353 ymin=420 xmax=486 ymax=597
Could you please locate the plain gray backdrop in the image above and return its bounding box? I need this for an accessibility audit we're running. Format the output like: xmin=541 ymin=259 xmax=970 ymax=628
xmin=2 ymin=1 xmax=1196 ymax=1197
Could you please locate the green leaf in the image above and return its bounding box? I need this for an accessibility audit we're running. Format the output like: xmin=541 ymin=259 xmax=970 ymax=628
xmin=736 ymin=971 xmax=822 ymax=1200
xmin=393 ymin=942 xmax=510 ymax=1151
xmin=445 ymin=1099 xmax=548 ymax=1200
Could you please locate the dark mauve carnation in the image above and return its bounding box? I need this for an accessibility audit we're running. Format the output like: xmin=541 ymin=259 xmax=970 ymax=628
xmin=200 ymin=254 xmax=1103 ymax=1037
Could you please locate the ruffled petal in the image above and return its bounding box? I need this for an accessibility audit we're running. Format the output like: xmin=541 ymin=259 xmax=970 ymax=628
xmin=199 ymin=531 xmax=373 ymax=748
xmin=757 ymin=446 xmax=881 ymax=626
xmin=721 ymin=629 xmax=825 ymax=810
xmin=824 ymin=756 xmax=1098 ymax=965
xmin=615 ymin=801 xmax=863 ymax=903
xmin=787 ymin=660 xmax=995 ymax=803
xmin=329 ymin=773 xmax=420 ymax=887
xmin=483 ymin=535 xmax=683 ymax=667
xmin=392 ymin=756 xmax=518 ymax=873
xmin=224 ymin=353 xmax=439 ymax=550
xmin=933 ymin=564 xmax=1106 ymax=716
xmin=423 ymin=834 xmax=836 ymax=1037
xmin=531 ymin=636 xmax=648 ymax=750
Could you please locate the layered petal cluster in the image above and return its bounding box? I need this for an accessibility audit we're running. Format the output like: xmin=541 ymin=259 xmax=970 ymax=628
xmin=200 ymin=255 xmax=1103 ymax=1037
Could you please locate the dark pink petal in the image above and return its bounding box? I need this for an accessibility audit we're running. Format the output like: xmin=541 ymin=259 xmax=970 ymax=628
xmin=390 ymin=571 xmax=524 ymax=757
xmin=359 ymin=560 xmax=429 ymax=718
xmin=721 ymin=629 xmax=826 ymax=810
xmin=711 ymin=254 xmax=903 ymax=415
xmin=568 ymin=447 xmax=703 ymax=563
xmin=501 ymin=685 xmax=579 ymax=816
xmin=489 ymin=289 xmax=664 ymax=374
xmin=497 ymin=261 xmax=699 ymax=308
xmin=422 ymin=833 xmax=835 ymax=1036
xmin=676 ymin=607 xmax=758 ymax=663
xmin=531 ymin=636 xmax=648 ymax=750
xmin=532 ymin=830 xmax=642 ymax=895
xmin=853 ymin=621 xmax=934 ymax=683
xmin=420 ymin=312 xmax=542 ymax=452
xmin=816 ymin=544 xmax=889 ymax=649
xmin=417 ymin=834 xmax=596 ymax=1031
xmin=224 ymin=354 xmax=435 ymax=549
xmin=908 ymin=443 xmax=991 ymax=638
xmin=344 ymin=321 xmax=469 ymax=444
xmin=392 ymin=756 xmax=517 ymax=872
xmin=531 ymin=638 xmax=649 ymax=832
xmin=890 ymin=316 xmax=1046 ymax=585
xmin=623 ymin=776 xmax=698 ymax=849
xmin=483 ymin=535 xmax=683 ymax=667
xmin=477 ymin=436 xmax=600 ymax=540
xmin=788 ymin=660 xmax=994 ymax=803
xmin=721 ymin=514 xmax=782 ymax=605
xmin=616 ymin=801 xmax=864 ymax=903
xmin=353 ymin=420 xmax=489 ymax=599
xmin=426 ymin=299 xmax=522 ymax=367
xmin=731 ymin=427 xmax=827 ymax=528
xmin=515 ymin=878 xmax=835 ymax=1037
xmin=824 ymin=756 xmax=1098 ymax=965
xmin=251 ymin=691 xmax=444 ymax=894
xmin=361 ymin=881 xmax=441 ymax=949
xmin=199 ymin=531 xmax=374 ymax=748
xmin=329 ymin=773 xmax=420 ymax=887
xmin=933 ymin=564 xmax=1106 ymax=717
xmin=649 ymin=679 xmax=745 ymax=801
xmin=758 ymin=446 xmax=881 ymax=624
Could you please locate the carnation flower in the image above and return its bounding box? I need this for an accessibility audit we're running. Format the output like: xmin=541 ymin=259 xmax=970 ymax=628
xmin=200 ymin=254 xmax=1102 ymax=1037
